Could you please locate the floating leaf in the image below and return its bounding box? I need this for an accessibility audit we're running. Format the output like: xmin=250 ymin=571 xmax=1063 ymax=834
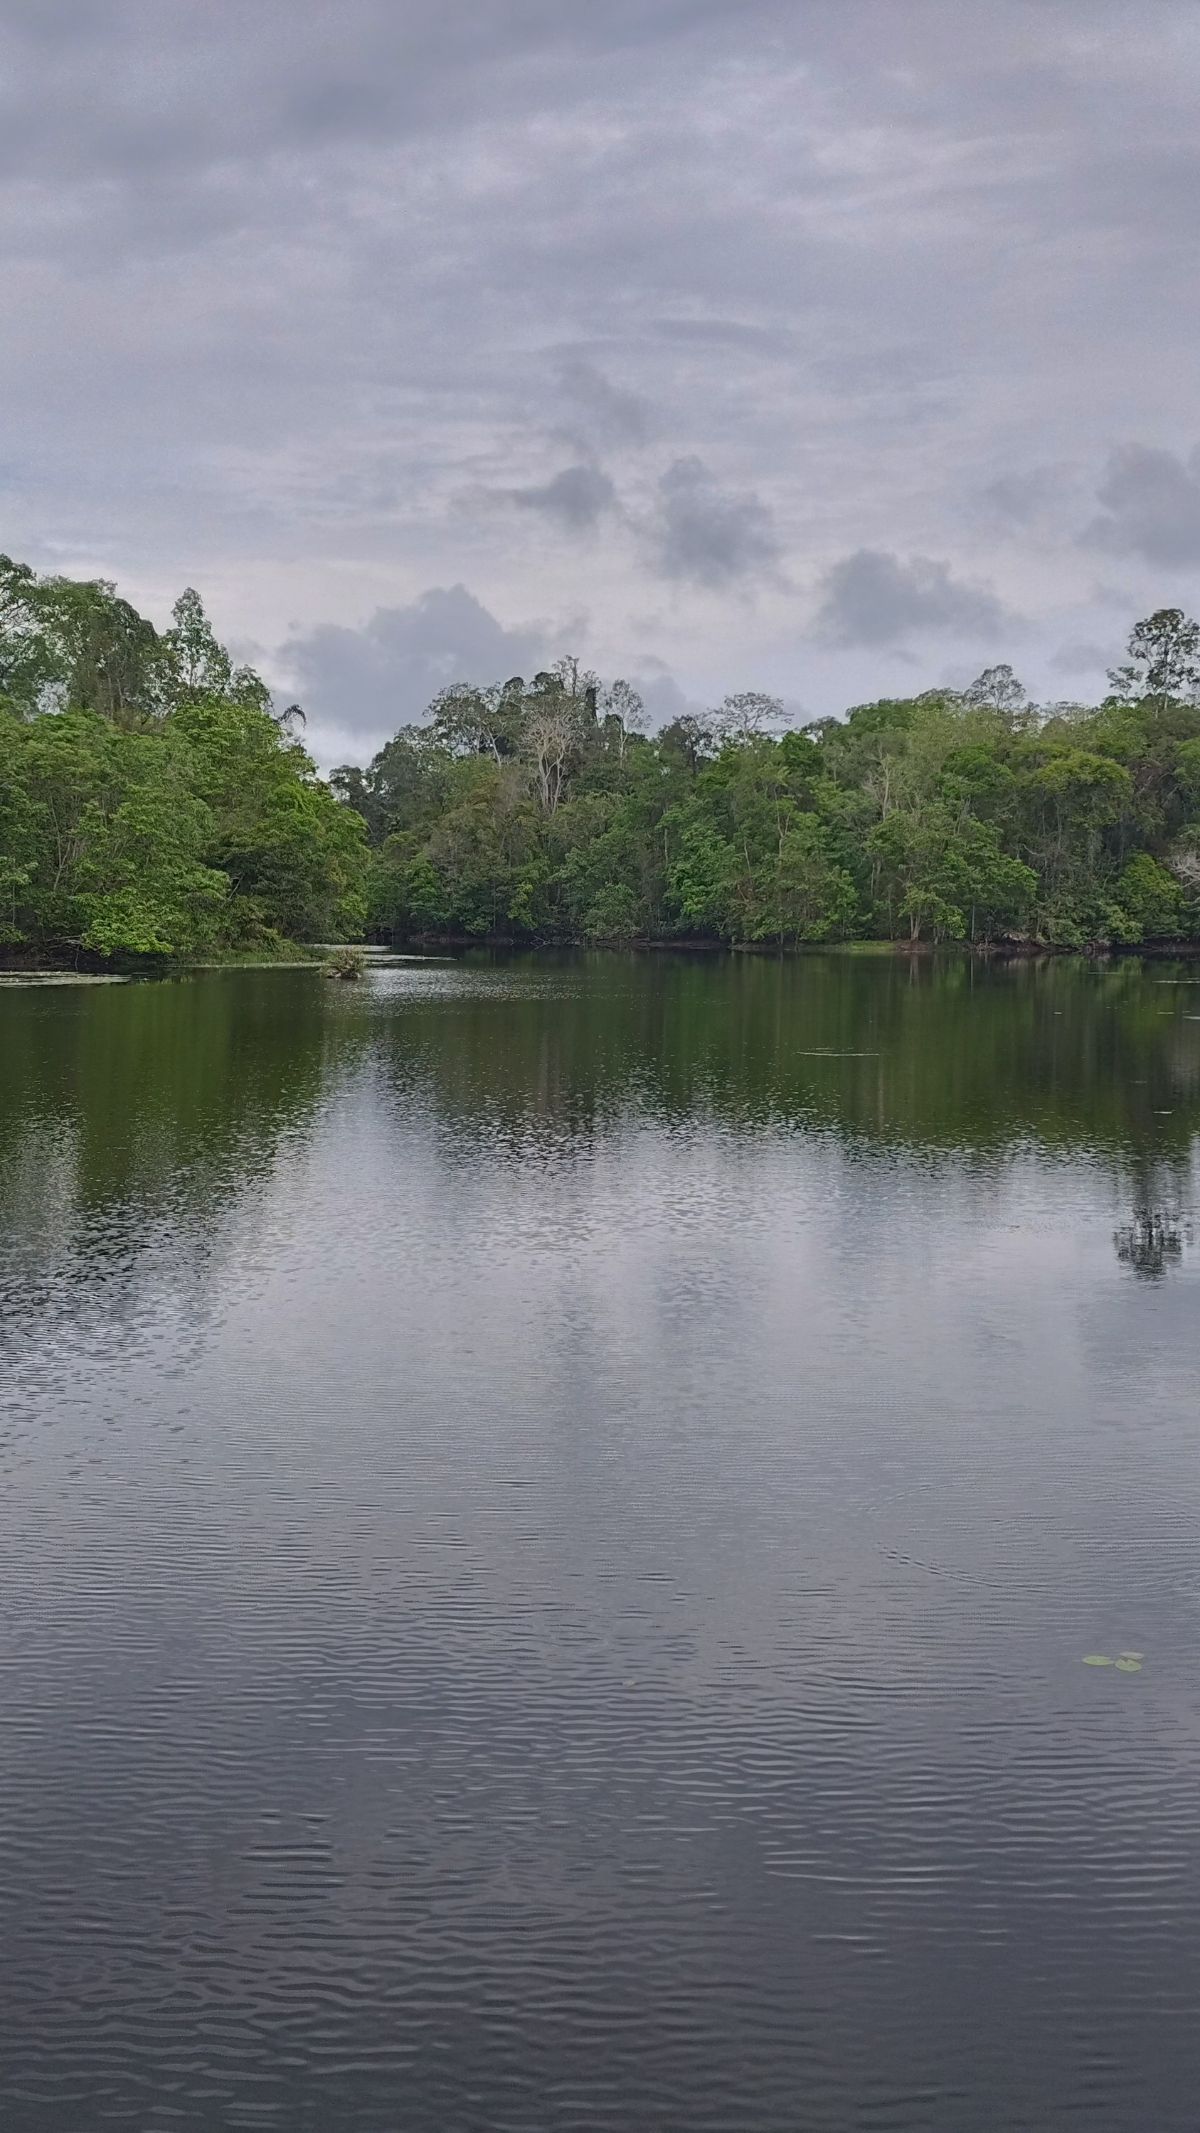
xmin=1083 ymin=1654 xmax=1114 ymax=1666
xmin=1115 ymin=1658 xmax=1143 ymax=1673
xmin=1119 ymin=1651 xmax=1144 ymax=1661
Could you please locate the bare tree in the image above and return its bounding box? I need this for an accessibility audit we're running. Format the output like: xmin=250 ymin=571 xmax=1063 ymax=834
xmin=549 ymin=656 xmax=600 ymax=718
xmin=602 ymin=678 xmax=647 ymax=761
xmin=523 ymin=697 xmax=581 ymax=814
xmin=1168 ymin=835 xmax=1200 ymax=895
xmin=706 ymin=690 xmax=786 ymax=746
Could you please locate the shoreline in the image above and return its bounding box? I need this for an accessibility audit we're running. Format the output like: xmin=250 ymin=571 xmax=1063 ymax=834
xmin=6 ymin=937 xmax=1200 ymax=984
xmin=381 ymin=933 xmax=1200 ymax=961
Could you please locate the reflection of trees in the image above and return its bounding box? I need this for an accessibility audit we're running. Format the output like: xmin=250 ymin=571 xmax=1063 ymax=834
xmin=5 ymin=955 xmax=1200 ymax=1362
xmin=1113 ymin=1145 xmax=1197 ymax=1278
xmin=1114 ymin=1209 xmax=1192 ymax=1279
xmin=0 ymin=975 xmax=359 ymax=1378
xmin=379 ymin=949 xmax=1200 ymax=1167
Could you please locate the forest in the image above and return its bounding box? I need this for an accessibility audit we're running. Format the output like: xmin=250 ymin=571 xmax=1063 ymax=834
xmin=4 ymin=548 xmax=1200 ymax=960
xmin=0 ymin=555 xmax=366 ymax=959
xmin=339 ymin=607 xmax=1200 ymax=951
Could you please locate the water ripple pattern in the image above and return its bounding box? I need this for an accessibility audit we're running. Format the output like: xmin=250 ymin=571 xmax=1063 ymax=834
xmin=1 ymin=954 xmax=1198 ymax=2131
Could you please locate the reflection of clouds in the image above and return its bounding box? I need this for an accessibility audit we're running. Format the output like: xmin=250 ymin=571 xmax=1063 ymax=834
xmin=1114 ymin=1209 xmax=1193 ymax=1281
xmin=6 ymin=955 xmax=1200 ymax=1427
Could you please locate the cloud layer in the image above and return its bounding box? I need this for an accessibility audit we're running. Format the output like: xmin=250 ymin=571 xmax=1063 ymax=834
xmin=2 ymin=1 xmax=1199 ymax=758
xmin=505 ymin=466 xmax=618 ymax=531
xmin=1085 ymin=444 xmax=1200 ymax=567
xmin=815 ymin=552 xmax=1010 ymax=649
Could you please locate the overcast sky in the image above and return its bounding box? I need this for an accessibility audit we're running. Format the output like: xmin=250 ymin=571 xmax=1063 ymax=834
xmin=4 ymin=0 xmax=1200 ymax=763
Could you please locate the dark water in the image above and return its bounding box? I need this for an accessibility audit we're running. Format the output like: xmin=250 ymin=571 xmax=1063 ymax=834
xmin=2 ymin=951 xmax=1199 ymax=2132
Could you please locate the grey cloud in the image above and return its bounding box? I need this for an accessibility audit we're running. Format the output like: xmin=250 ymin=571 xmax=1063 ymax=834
xmin=636 ymin=673 xmax=693 ymax=726
xmin=0 ymin=2 xmax=785 ymax=186
xmin=814 ymin=550 xmax=1009 ymax=648
xmin=10 ymin=0 xmax=113 ymax=46
xmin=654 ymin=318 xmax=798 ymax=357
xmin=984 ymin=466 xmax=1070 ymax=525
xmin=1048 ymin=640 xmax=1114 ymax=677
xmin=4 ymin=2 xmax=1200 ymax=724
xmin=623 ymin=665 xmax=707 ymax=729
xmin=557 ymin=358 xmax=653 ymax=448
xmin=652 ymin=458 xmax=780 ymax=588
xmin=1084 ymin=444 xmax=1200 ymax=567
xmin=505 ymin=465 xmax=618 ymax=530
xmin=282 ymin=586 xmax=545 ymax=749
xmin=279 ymin=580 xmax=707 ymax=762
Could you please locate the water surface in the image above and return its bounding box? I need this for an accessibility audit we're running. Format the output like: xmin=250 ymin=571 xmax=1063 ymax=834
xmin=2 ymin=952 xmax=1199 ymax=2131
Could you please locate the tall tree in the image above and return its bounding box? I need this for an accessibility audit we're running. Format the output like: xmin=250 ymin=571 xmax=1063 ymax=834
xmin=1109 ymin=609 xmax=1200 ymax=711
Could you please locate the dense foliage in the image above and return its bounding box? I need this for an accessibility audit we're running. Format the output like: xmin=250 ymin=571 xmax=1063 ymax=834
xmin=6 ymin=550 xmax=1200 ymax=959
xmin=339 ymin=612 xmax=1200 ymax=949
xmin=0 ymin=557 xmax=367 ymax=958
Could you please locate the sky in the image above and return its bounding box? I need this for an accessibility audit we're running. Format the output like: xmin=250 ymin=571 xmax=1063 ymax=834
xmin=3 ymin=0 xmax=1200 ymax=765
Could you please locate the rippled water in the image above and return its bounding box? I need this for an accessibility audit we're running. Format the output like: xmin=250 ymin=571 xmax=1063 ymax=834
xmin=2 ymin=951 xmax=1199 ymax=2131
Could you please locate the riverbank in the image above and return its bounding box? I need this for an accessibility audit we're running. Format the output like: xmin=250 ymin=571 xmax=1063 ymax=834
xmin=0 ymin=941 xmax=326 ymax=977
xmin=7 ymin=934 xmax=1200 ymax=983
xmin=378 ymin=931 xmax=1200 ymax=960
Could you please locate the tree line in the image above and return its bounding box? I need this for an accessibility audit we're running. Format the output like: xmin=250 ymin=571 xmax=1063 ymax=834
xmin=5 ymin=547 xmax=1200 ymax=960
xmin=340 ymin=609 xmax=1200 ymax=950
xmin=0 ymin=556 xmax=366 ymax=958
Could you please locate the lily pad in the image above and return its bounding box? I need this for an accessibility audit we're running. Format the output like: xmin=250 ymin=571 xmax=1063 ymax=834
xmin=1115 ymin=1658 xmax=1143 ymax=1673
xmin=1083 ymin=1654 xmax=1114 ymax=1666
xmin=1119 ymin=1651 xmax=1144 ymax=1661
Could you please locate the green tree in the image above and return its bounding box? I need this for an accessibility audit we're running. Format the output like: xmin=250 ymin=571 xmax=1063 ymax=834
xmin=169 ymin=694 xmax=367 ymax=942
xmin=163 ymin=587 xmax=234 ymax=701
xmin=750 ymin=814 xmax=858 ymax=943
xmin=0 ymin=710 xmax=40 ymax=939
xmin=1114 ymin=852 xmax=1183 ymax=940
xmin=14 ymin=712 xmax=227 ymax=954
xmin=870 ymin=806 xmax=1035 ymax=942
xmin=1109 ymin=609 xmax=1200 ymax=711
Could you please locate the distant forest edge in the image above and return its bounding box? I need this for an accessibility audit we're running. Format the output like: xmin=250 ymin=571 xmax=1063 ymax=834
xmin=6 ymin=552 xmax=1200 ymax=960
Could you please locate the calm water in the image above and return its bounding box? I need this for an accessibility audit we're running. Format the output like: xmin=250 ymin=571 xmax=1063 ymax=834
xmin=2 ymin=951 xmax=1199 ymax=2132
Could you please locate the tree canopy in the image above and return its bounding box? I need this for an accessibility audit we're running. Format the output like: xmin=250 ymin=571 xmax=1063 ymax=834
xmin=340 ymin=622 xmax=1200 ymax=950
xmin=5 ymin=556 xmax=1200 ymax=960
xmin=0 ymin=558 xmax=366 ymax=959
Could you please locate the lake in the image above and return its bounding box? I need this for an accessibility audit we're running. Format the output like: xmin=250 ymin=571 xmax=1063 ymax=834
xmin=2 ymin=951 xmax=1198 ymax=2131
